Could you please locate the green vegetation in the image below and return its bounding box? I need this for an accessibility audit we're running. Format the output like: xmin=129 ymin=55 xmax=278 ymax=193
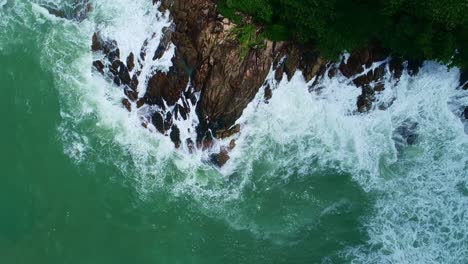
xmin=219 ymin=0 xmax=468 ymax=68
xmin=230 ymin=24 xmax=265 ymax=57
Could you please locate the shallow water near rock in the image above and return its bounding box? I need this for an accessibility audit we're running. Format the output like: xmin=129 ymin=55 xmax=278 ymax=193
xmin=1 ymin=0 xmax=467 ymax=263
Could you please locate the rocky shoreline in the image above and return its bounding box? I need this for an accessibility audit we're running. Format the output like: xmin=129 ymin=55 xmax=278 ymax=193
xmin=88 ymin=0 xmax=468 ymax=166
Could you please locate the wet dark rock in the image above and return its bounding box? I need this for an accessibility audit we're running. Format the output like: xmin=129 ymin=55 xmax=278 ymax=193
xmin=210 ymin=149 xmax=230 ymax=167
xmin=189 ymin=92 xmax=198 ymax=106
xmin=91 ymin=32 xmax=102 ymax=51
xmin=339 ymin=45 xmax=388 ymax=86
xmin=164 ymin=112 xmax=173 ymax=131
xmin=460 ymin=70 xmax=468 ymax=90
xmin=274 ymin=65 xmax=285 ymax=82
xmin=264 ymin=84 xmax=272 ymax=101
xmin=126 ymin=52 xmax=135 ymax=72
xmin=102 ymin=40 xmax=118 ymax=54
xmin=299 ymin=49 xmax=325 ymax=81
xmin=389 ymin=57 xmax=404 ymax=79
xmin=174 ymin=104 xmax=188 ymax=120
xmin=353 ymin=75 xmax=369 ymax=87
xmin=199 ymin=130 xmax=214 ymax=151
xmin=118 ymin=64 xmax=131 ymax=85
xmin=140 ymin=39 xmax=149 ymax=60
xmin=113 ymin=76 xmax=121 ymax=86
xmin=354 ymin=66 xmax=386 ymax=91
xmin=146 ymin=67 xmax=189 ymax=106
xmin=170 ymin=125 xmax=181 ymax=148
xmin=229 ymin=139 xmax=236 ymax=150
xmin=152 ymin=112 xmax=165 ymax=134
xmin=144 ymin=94 xmax=165 ymax=109
xmin=464 ymin=107 xmax=468 ymax=119
xmin=407 ymin=60 xmax=423 ymax=76
xmin=130 ymin=74 xmax=139 ymax=90
xmin=372 ymin=65 xmax=386 ymax=81
xmin=186 ymin=138 xmax=196 ymax=153
xmin=327 ymin=67 xmax=338 ymax=79
xmin=215 ymin=124 xmax=241 ymax=139
xmin=153 ymin=27 xmax=173 ymax=60
xmin=124 ymin=88 xmax=138 ymax=102
xmin=92 ymin=60 xmax=104 ymax=74
xmin=109 ymin=61 xmax=120 ymax=75
xmin=122 ymin=98 xmax=131 ymax=112
xmin=153 ymin=44 xmax=167 ymax=61
xmin=136 ymin=98 xmax=145 ymax=108
xmin=357 ymin=85 xmax=375 ymax=113
xmin=107 ymin=48 xmax=120 ymax=62
xmin=374 ymin=83 xmax=385 ymax=92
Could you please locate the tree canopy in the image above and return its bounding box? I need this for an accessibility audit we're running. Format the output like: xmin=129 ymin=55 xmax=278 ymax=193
xmin=219 ymin=0 xmax=468 ymax=68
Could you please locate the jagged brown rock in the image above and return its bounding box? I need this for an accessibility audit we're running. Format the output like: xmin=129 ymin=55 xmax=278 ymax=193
xmin=149 ymin=0 xmax=332 ymax=142
xmin=91 ymin=0 xmax=416 ymax=166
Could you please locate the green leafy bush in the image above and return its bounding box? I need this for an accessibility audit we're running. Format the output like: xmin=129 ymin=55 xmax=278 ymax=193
xmin=219 ymin=0 xmax=468 ymax=68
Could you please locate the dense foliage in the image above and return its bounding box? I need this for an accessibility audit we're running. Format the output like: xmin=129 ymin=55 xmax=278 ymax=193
xmin=219 ymin=0 xmax=468 ymax=68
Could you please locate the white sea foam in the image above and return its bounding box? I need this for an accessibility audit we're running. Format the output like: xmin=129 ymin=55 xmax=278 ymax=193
xmin=232 ymin=62 xmax=468 ymax=262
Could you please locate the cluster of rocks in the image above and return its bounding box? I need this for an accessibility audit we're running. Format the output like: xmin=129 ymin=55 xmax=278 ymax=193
xmin=90 ymin=0 xmax=468 ymax=166
xmin=90 ymin=0 xmax=408 ymax=166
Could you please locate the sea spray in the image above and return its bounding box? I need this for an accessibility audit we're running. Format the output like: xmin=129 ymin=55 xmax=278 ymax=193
xmin=234 ymin=62 xmax=468 ymax=262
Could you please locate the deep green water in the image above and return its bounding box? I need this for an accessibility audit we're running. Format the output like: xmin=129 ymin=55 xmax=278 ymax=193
xmin=1 ymin=1 xmax=467 ymax=263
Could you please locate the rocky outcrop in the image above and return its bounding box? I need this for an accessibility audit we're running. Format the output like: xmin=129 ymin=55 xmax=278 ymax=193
xmin=155 ymin=0 xmax=283 ymax=138
xmin=146 ymin=0 xmax=327 ymax=146
xmin=90 ymin=0 xmax=414 ymax=166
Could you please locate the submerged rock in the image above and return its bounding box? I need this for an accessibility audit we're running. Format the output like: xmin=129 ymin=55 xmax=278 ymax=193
xmin=210 ymin=149 xmax=230 ymax=167
xmin=357 ymin=85 xmax=376 ymax=113
xmin=170 ymin=125 xmax=181 ymax=148
xmin=393 ymin=121 xmax=419 ymax=152
xmin=41 ymin=0 xmax=92 ymax=22
xmin=122 ymin=98 xmax=131 ymax=112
